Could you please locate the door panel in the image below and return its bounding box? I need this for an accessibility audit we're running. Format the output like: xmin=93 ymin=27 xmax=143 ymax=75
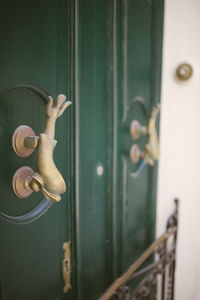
xmin=0 ymin=0 xmax=164 ymax=300
xmin=117 ymin=0 xmax=158 ymax=269
xmin=0 ymin=1 xmax=71 ymax=300
xmin=75 ymin=1 xmax=110 ymax=298
xmin=75 ymin=0 xmax=163 ymax=299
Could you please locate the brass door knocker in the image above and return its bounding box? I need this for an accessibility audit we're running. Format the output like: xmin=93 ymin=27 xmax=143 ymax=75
xmin=130 ymin=104 xmax=160 ymax=166
xmin=12 ymin=94 xmax=72 ymax=202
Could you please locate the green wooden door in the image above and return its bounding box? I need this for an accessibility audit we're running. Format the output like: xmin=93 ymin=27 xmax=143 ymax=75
xmin=0 ymin=1 xmax=164 ymax=300
xmin=0 ymin=1 xmax=72 ymax=300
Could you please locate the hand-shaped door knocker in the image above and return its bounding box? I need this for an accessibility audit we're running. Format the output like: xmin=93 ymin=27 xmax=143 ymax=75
xmin=12 ymin=94 xmax=72 ymax=202
xmin=130 ymin=104 xmax=160 ymax=166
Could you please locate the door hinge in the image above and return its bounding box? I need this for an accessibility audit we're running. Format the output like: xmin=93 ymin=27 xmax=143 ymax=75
xmin=63 ymin=241 xmax=72 ymax=293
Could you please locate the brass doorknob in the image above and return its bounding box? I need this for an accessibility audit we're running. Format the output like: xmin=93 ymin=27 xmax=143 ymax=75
xmin=12 ymin=94 xmax=72 ymax=202
xmin=176 ymin=63 xmax=193 ymax=81
xmin=130 ymin=104 xmax=160 ymax=166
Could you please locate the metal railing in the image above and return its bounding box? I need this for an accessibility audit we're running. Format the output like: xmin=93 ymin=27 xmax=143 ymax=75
xmin=99 ymin=199 xmax=178 ymax=300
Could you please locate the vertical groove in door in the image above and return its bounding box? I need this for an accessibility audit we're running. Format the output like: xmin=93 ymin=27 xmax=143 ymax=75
xmin=121 ymin=0 xmax=128 ymax=123
xmin=0 ymin=281 xmax=2 ymax=300
xmin=74 ymin=0 xmax=81 ymax=299
xmin=108 ymin=0 xmax=124 ymax=280
xmin=106 ymin=0 xmax=116 ymax=283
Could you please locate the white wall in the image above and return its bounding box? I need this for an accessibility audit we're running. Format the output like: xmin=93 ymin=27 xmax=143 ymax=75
xmin=156 ymin=0 xmax=200 ymax=299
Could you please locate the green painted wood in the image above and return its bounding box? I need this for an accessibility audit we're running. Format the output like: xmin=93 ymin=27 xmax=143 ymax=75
xmin=73 ymin=0 xmax=164 ymax=299
xmin=0 ymin=1 xmax=72 ymax=300
xmin=74 ymin=1 xmax=112 ymax=299
xmin=0 ymin=0 xmax=164 ymax=300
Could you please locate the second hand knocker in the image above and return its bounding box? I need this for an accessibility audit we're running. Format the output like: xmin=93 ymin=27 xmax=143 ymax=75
xmin=130 ymin=104 xmax=160 ymax=178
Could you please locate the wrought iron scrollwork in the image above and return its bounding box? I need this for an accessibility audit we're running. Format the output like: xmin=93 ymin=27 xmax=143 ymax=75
xmin=114 ymin=286 xmax=131 ymax=300
xmin=99 ymin=199 xmax=178 ymax=300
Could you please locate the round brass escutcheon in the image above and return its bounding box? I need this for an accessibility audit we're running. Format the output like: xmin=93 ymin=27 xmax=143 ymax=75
xmin=130 ymin=120 xmax=147 ymax=140
xmin=12 ymin=125 xmax=36 ymax=157
xmin=130 ymin=144 xmax=142 ymax=163
xmin=176 ymin=63 xmax=193 ymax=81
xmin=12 ymin=166 xmax=34 ymax=198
